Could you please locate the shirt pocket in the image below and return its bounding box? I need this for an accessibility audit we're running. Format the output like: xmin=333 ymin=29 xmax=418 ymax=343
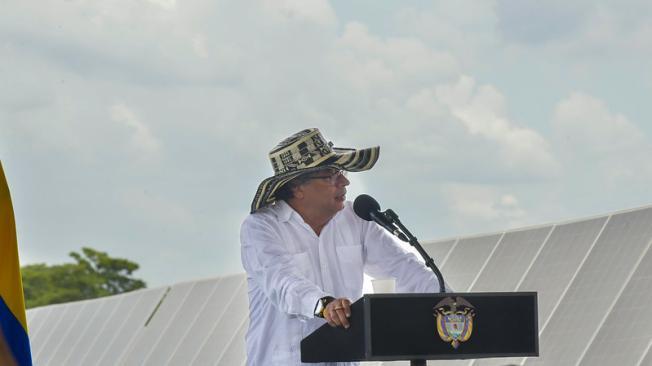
xmin=335 ymin=244 xmax=364 ymax=293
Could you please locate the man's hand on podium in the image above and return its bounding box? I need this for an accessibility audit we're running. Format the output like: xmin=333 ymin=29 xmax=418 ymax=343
xmin=324 ymin=298 xmax=352 ymax=329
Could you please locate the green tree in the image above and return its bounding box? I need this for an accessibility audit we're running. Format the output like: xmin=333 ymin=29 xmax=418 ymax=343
xmin=21 ymin=247 xmax=146 ymax=308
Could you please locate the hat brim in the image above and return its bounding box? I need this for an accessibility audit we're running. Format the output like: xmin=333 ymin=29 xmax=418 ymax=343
xmin=250 ymin=146 xmax=379 ymax=213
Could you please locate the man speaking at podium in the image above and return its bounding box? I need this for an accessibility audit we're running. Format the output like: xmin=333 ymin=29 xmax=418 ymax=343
xmin=241 ymin=128 xmax=444 ymax=365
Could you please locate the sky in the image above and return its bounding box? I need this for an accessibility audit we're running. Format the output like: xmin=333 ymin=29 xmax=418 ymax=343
xmin=2 ymin=0 xmax=652 ymax=287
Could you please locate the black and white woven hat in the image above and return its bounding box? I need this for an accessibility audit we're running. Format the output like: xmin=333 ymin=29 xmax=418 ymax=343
xmin=250 ymin=128 xmax=380 ymax=213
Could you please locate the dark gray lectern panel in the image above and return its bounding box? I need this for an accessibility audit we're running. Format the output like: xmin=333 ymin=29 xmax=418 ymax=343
xmin=301 ymin=292 xmax=538 ymax=363
xmin=369 ymin=294 xmax=537 ymax=360
xmin=301 ymin=299 xmax=367 ymax=362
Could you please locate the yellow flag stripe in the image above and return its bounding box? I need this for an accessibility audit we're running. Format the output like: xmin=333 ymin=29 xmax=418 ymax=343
xmin=0 ymin=161 xmax=28 ymax=332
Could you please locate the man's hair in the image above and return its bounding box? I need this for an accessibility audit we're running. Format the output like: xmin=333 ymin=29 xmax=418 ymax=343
xmin=276 ymin=176 xmax=304 ymax=201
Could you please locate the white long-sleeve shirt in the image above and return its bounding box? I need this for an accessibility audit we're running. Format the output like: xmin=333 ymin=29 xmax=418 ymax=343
xmin=240 ymin=200 xmax=441 ymax=366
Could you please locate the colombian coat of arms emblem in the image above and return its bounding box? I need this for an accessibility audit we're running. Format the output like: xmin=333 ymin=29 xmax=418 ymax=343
xmin=433 ymin=296 xmax=476 ymax=349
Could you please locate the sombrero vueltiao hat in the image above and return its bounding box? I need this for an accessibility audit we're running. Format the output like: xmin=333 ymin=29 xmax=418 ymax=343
xmin=250 ymin=128 xmax=380 ymax=213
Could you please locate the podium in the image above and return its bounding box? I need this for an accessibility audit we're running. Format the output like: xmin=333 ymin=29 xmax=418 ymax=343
xmin=301 ymin=292 xmax=538 ymax=364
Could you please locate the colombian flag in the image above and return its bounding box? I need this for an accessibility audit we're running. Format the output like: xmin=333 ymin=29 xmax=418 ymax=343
xmin=0 ymin=162 xmax=32 ymax=366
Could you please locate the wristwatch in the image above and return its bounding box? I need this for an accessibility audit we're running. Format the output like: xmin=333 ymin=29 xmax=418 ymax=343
xmin=314 ymin=296 xmax=335 ymax=318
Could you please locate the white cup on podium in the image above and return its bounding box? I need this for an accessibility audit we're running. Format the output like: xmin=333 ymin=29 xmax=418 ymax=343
xmin=371 ymin=278 xmax=396 ymax=294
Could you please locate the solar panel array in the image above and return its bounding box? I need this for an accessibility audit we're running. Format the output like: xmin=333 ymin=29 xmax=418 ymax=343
xmin=27 ymin=276 xmax=249 ymax=366
xmin=27 ymin=205 xmax=652 ymax=365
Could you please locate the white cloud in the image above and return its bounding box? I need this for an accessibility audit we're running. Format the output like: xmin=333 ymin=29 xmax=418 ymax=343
xmin=331 ymin=22 xmax=458 ymax=92
xmin=191 ymin=34 xmax=209 ymax=59
xmin=575 ymin=3 xmax=652 ymax=55
xmin=120 ymin=188 xmax=195 ymax=229
xmin=552 ymin=92 xmax=652 ymax=183
xmin=441 ymin=183 xmax=527 ymax=231
xmin=493 ymin=2 xmax=652 ymax=66
xmin=553 ymin=92 xmax=646 ymax=154
xmin=262 ymin=0 xmax=336 ymax=26
xmin=435 ymin=76 xmax=559 ymax=175
xmin=145 ymin=0 xmax=176 ymax=10
xmin=495 ymin=1 xmax=588 ymax=44
xmin=394 ymin=2 xmax=498 ymax=67
xmin=110 ymin=103 xmax=161 ymax=156
xmin=1 ymin=1 xmax=240 ymax=87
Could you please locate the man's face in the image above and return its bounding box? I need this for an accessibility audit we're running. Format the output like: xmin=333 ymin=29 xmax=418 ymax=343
xmin=297 ymin=168 xmax=350 ymax=216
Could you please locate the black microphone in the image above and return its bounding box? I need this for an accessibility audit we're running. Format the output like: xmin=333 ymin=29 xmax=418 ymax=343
xmin=353 ymin=194 xmax=447 ymax=293
xmin=353 ymin=194 xmax=408 ymax=241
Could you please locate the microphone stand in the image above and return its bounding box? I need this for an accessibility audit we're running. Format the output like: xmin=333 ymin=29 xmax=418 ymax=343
xmin=386 ymin=209 xmax=439 ymax=366
xmin=385 ymin=209 xmax=446 ymax=294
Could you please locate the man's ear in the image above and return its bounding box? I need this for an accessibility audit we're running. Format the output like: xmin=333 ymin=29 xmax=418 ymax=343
xmin=293 ymin=185 xmax=304 ymax=200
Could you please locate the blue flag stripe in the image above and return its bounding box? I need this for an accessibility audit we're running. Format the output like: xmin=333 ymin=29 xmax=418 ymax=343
xmin=0 ymin=297 xmax=32 ymax=366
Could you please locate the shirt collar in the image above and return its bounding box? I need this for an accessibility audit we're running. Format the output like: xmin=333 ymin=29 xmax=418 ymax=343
xmin=274 ymin=200 xmax=295 ymax=223
xmin=275 ymin=200 xmax=348 ymax=227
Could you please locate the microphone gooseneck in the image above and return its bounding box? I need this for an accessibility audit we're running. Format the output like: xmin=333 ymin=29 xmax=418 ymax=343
xmin=354 ymin=195 xmax=408 ymax=241
xmin=353 ymin=194 xmax=447 ymax=293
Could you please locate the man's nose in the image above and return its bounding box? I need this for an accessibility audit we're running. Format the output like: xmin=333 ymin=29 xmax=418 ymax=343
xmin=337 ymin=173 xmax=350 ymax=187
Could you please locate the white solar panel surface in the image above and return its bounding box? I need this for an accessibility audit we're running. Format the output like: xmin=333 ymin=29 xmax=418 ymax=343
xmin=527 ymin=207 xmax=652 ymax=365
xmin=441 ymin=234 xmax=502 ymax=292
xmin=471 ymin=226 xmax=552 ymax=292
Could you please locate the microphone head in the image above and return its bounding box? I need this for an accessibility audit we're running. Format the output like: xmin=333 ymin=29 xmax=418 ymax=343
xmin=353 ymin=194 xmax=381 ymax=221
